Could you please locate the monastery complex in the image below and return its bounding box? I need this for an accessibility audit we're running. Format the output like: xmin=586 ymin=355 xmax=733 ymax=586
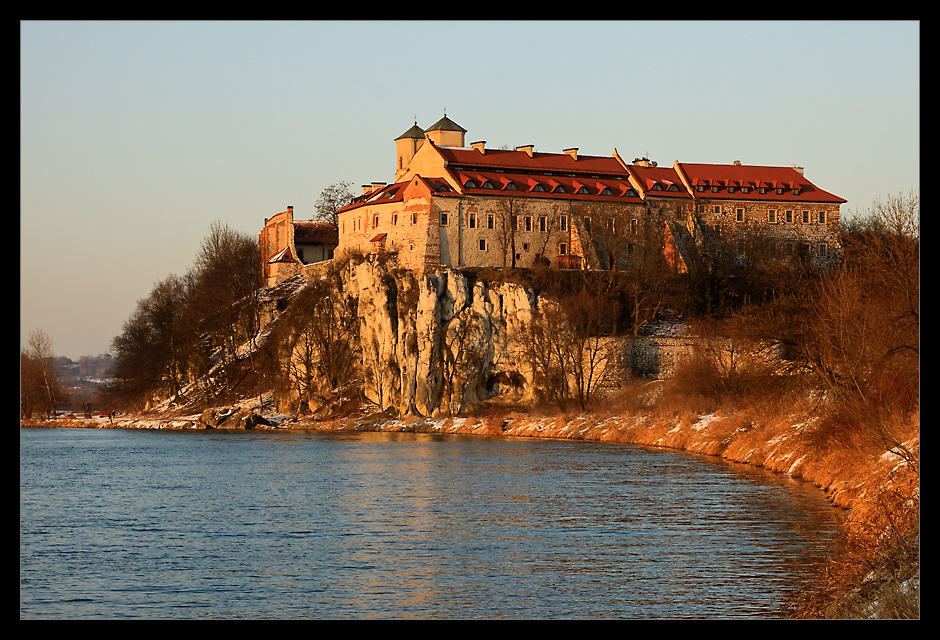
xmin=260 ymin=115 xmax=845 ymax=285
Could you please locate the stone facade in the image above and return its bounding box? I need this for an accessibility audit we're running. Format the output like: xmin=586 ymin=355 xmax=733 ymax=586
xmin=259 ymin=206 xmax=338 ymax=286
xmin=331 ymin=116 xmax=846 ymax=275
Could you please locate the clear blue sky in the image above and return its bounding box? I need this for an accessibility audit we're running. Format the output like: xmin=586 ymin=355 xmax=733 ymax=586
xmin=21 ymin=20 xmax=920 ymax=361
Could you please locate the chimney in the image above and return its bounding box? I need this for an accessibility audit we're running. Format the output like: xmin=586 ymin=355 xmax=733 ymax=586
xmin=361 ymin=184 xmax=372 ymax=195
xmin=792 ymin=165 xmax=804 ymax=175
xmin=471 ymin=141 xmax=486 ymax=154
xmin=563 ymin=148 xmax=578 ymax=161
xmin=516 ymin=144 xmax=535 ymax=157
xmin=633 ymin=157 xmax=656 ymax=167
xmin=733 ymin=160 xmax=741 ymax=166
xmin=371 ymin=181 xmax=387 ymax=193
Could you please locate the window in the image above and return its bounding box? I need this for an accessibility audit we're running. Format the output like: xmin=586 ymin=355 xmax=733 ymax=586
xmin=468 ymin=212 xmax=476 ymax=229
xmin=539 ymin=216 xmax=547 ymax=232
xmin=768 ymin=210 xmax=777 ymax=223
xmin=741 ymin=186 xmax=749 ymax=194
xmin=669 ymin=184 xmax=679 ymax=192
xmin=713 ymin=205 xmax=721 ymax=214
xmin=776 ymin=188 xmax=783 ymax=195
xmin=504 ymin=182 xmax=517 ymax=191
xmin=607 ymin=218 xmax=615 ymax=233
xmin=532 ymin=184 xmax=545 ymax=192
xmin=630 ymin=219 xmax=638 ymax=235
xmin=819 ymin=242 xmax=828 ymax=257
xmin=697 ymin=204 xmax=705 ymax=213
xmin=697 ymin=185 xmax=704 ymax=192
xmin=601 ymin=188 xmax=612 ymax=196
xmin=802 ymin=210 xmax=809 ymax=223
xmin=373 ymin=215 xmax=379 ymax=227
xmin=759 ymin=187 xmax=766 ymax=194
xmin=478 ymin=238 xmax=487 ymax=251
xmin=440 ymin=212 xmax=449 ymax=226
xmin=412 ymin=211 xmax=418 ymax=224
xmin=728 ymin=186 xmax=734 ymax=193
xmin=736 ymin=208 xmax=744 ymax=222
xmin=523 ymin=243 xmax=530 ymax=252
xmin=487 ymin=213 xmax=494 ymax=229
xmin=711 ymin=186 xmax=719 ymax=193
xmin=464 ymin=179 xmax=477 ymax=188
xmin=652 ymin=183 xmax=662 ymax=191
xmin=559 ymin=242 xmax=568 ymax=255
xmin=553 ymin=185 xmax=565 ymax=193
xmin=583 ymin=217 xmax=591 ymax=232
xmin=482 ymin=181 xmax=494 ymax=189
xmin=525 ymin=216 xmax=532 ymax=232
xmin=393 ymin=214 xmax=398 ymax=225
xmin=792 ymin=188 xmax=800 ymax=195
xmin=786 ymin=210 xmax=793 ymax=223
xmin=560 ymin=215 xmax=568 ymax=231
xmin=818 ymin=211 xmax=827 ymax=224
xmin=578 ymin=186 xmax=589 ymax=194
xmin=512 ymin=216 xmax=518 ymax=231
xmin=737 ymin=242 xmax=745 ymax=256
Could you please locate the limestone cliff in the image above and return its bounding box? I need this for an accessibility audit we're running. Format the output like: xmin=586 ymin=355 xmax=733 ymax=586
xmin=346 ymin=260 xmax=538 ymax=417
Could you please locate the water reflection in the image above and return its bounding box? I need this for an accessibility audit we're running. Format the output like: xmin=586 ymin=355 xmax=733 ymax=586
xmin=20 ymin=428 xmax=839 ymax=619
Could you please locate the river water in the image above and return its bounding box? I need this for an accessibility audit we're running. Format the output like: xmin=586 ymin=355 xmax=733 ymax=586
xmin=20 ymin=427 xmax=840 ymax=619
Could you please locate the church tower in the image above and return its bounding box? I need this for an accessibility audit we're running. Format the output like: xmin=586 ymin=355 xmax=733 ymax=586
xmin=395 ymin=121 xmax=425 ymax=180
xmin=424 ymin=114 xmax=466 ymax=148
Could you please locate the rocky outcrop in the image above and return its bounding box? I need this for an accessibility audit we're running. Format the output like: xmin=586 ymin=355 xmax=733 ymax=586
xmin=347 ymin=260 xmax=538 ymax=417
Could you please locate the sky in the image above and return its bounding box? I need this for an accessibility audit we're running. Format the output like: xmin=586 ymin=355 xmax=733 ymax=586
xmin=21 ymin=20 xmax=920 ymax=361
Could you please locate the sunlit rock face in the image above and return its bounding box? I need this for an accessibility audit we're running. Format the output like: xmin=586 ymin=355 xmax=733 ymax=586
xmin=347 ymin=260 xmax=536 ymax=417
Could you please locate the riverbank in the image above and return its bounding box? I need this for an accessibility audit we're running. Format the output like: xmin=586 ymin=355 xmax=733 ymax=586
xmin=21 ymin=398 xmax=919 ymax=618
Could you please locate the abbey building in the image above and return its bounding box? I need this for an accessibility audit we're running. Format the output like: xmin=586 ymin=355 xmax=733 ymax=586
xmin=263 ymin=115 xmax=846 ymax=283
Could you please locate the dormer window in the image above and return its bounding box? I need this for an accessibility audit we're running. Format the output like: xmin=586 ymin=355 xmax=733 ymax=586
xmin=577 ymin=186 xmax=589 ymax=194
xmin=532 ymin=184 xmax=545 ymax=192
xmin=482 ymin=181 xmax=494 ymax=189
xmin=651 ymin=183 xmax=662 ymax=191
xmin=669 ymin=184 xmax=679 ymax=192
xmin=792 ymin=188 xmax=800 ymax=195
xmin=504 ymin=182 xmax=517 ymax=191
xmin=626 ymin=189 xmax=637 ymax=197
xmin=711 ymin=186 xmax=719 ymax=193
xmin=776 ymin=188 xmax=783 ymax=195
xmin=728 ymin=186 xmax=734 ymax=193
xmin=697 ymin=185 xmax=704 ymax=192
xmin=741 ymin=186 xmax=749 ymax=193
xmin=600 ymin=188 xmax=612 ymax=196
xmin=552 ymin=185 xmax=565 ymax=193
xmin=464 ymin=179 xmax=477 ymax=188
xmin=759 ymin=187 xmax=766 ymax=194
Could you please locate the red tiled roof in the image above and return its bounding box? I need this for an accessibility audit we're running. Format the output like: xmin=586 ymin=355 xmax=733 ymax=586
xmin=436 ymin=146 xmax=628 ymax=178
xmin=625 ymin=165 xmax=693 ymax=199
xmin=676 ymin=163 xmax=846 ymax=203
xmin=268 ymin=247 xmax=295 ymax=264
xmin=448 ymin=168 xmax=643 ymax=203
xmin=293 ymin=220 xmax=339 ymax=244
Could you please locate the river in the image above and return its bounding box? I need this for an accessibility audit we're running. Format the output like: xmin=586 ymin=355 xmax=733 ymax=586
xmin=20 ymin=427 xmax=840 ymax=619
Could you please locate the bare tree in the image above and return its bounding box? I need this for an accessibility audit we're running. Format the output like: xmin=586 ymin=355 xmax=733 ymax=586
xmin=527 ymin=291 xmax=618 ymax=413
xmin=492 ymin=195 xmax=531 ymax=269
xmin=278 ymin=265 xmax=360 ymax=412
xmin=26 ymin=330 xmax=60 ymax=418
xmin=315 ymin=181 xmax=355 ymax=227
